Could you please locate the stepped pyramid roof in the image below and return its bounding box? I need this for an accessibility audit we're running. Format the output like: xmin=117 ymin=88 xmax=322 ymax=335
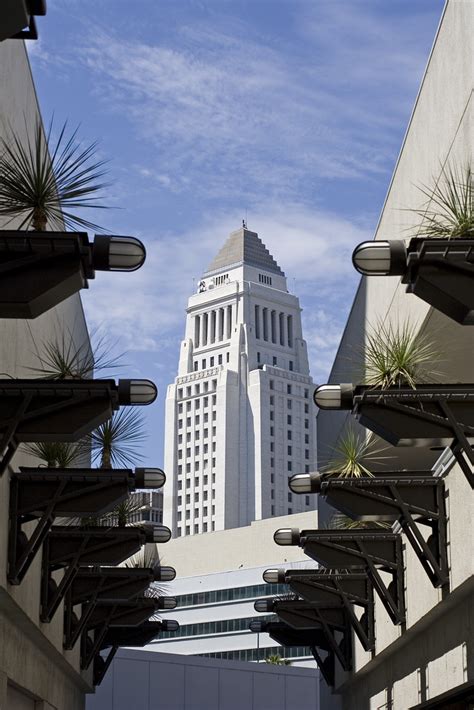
xmin=204 ymin=227 xmax=285 ymax=277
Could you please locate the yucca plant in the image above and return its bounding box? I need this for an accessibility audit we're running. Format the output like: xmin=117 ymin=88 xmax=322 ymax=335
xmin=329 ymin=513 xmax=391 ymax=530
xmin=28 ymin=328 xmax=123 ymax=380
xmin=21 ymin=441 xmax=83 ymax=468
xmin=100 ymin=494 xmax=148 ymax=528
xmin=265 ymin=654 xmax=290 ymax=666
xmin=123 ymin=548 xmax=168 ymax=599
xmin=0 ymin=117 xmax=109 ymax=231
xmin=320 ymin=426 xmax=390 ymax=478
xmin=85 ymin=408 xmax=147 ymax=470
xmin=412 ymin=164 xmax=473 ymax=240
xmin=363 ymin=320 xmax=440 ymax=389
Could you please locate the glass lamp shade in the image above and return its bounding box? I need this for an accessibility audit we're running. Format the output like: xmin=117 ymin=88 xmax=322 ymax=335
xmin=263 ymin=569 xmax=285 ymax=584
xmin=154 ymin=566 xmax=176 ymax=582
xmin=162 ymin=620 xmax=179 ymax=632
xmin=274 ymin=528 xmax=300 ymax=546
xmin=93 ymin=235 xmax=146 ymax=272
xmin=352 ymin=240 xmax=407 ymax=276
xmin=118 ymin=379 xmax=158 ymax=405
xmin=158 ymin=597 xmax=177 ymax=610
xmin=313 ymin=384 xmax=353 ymax=410
xmin=254 ymin=599 xmax=273 ymax=613
xmin=249 ymin=620 xmax=266 ymax=633
xmin=289 ymin=472 xmax=322 ymax=494
xmin=135 ymin=468 xmax=166 ymax=489
xmin=145 ymin=525 xmax=171 ymax=544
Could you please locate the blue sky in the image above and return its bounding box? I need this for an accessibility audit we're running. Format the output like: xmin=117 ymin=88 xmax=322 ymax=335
xmin=27 ymin=0 xmax=445 ymax=466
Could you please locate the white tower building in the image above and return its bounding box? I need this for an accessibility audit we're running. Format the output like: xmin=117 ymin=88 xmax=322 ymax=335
xmin=163 ymin=227 xmax=316 ymax=537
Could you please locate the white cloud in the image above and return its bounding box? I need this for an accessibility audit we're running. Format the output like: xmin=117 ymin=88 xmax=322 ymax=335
xmin=82 ymin=203 xmax=367 ymax=384
xmin=75 ymin=3 xmax=430 ymax=202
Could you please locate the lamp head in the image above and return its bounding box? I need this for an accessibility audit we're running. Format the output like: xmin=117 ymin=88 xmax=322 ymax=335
xmin=153 ymin=566 xmax=176 ymax=582
xmin=92 ymin=235 xmax=146 ymax=272
xmin=352 ymin=240 xmax=406 ymax=276
xmin=161 ymin=619 xmax=179 ymax=632
xmin=118 ymin=379 xmax=158 ymax=405
xmin=263 ymin=569 xmax=286 ymax=584
xmin=254 ymin=599 xmax=273 ymax=613
xmin=135 ymin=468 xmax=166 ymax=489
xmin=313 ymin=384 xmax=354 ymax=410
xmin=274 ymin=528 xmax=301 ymax=546
xmin=289 ymin=471 xmax=322 ymax=494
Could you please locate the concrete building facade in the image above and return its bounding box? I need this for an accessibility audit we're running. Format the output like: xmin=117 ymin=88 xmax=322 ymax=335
xmin=163 ymin=227 xmax=317 ymax=538
xmin=0 ymin=39 xmax=93 ymax=710
xmin=146 ymin=512 xmax=318 ymax=664
xmin=316 ymin=2 xmax=474 ymax=708
xmin=87 ymin=648 xmax=320 ymax=710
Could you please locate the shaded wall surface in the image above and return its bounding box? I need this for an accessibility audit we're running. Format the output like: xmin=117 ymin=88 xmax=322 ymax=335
xmin=86 ymin=649 xmax=319 ymax=710
xmin=316 ymin=1 xmax=474 ymax=709
xmin=0 ymin=38 xmax=91 ymax=710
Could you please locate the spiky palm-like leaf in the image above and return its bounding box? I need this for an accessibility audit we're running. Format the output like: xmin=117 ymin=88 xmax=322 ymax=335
xmin=123 ymin=548 xmax=167 ymax=599
xmin=363 ymin=320 xmax=440 ymax=389
xmin=29 ymin=328 xmax=123 ymax=380
xmin=320 ymin=426 xmax=390 ymax=478
xmin=329 ymin=513 xmax=391 ymax=530
xmin=265 ymin=654 xmax=290 ymax=666
xmin=21 ymin=440 xmax=83 ymax=468
xmin=100 ymin=494 xmax=147 ymax=528
xmin=83 ymin=408 xmax=147 ymax=469
xmin=412 ymin=164 xmax=473 ymax=240
xmin=0 ymin=118 xmax=109 ymax=231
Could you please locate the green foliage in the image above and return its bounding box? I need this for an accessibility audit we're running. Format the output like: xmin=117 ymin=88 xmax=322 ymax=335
xmin=123 ymin=548 xmax=167 ymax=599
xmin=412 ymin=164 xmax=473 ymax=240
xmin=28 ymin=329 xmax=123 ymax=380
xmin=321 ymin=426 xmax=390 ymax=478
xmin=0 ymin=118 xmax=109 ymax=231
xmin=265 ymin=654 xmax=290 ymax=666
xmin=363 ymin=320 xmax=439 ymax=389
xmin=84 ymin=408 xmax=147 ymax=469
xmin=329 ymin=513 xmax=391 ymax=530
xmin=21 ymin=441 xmax=83 ymax=468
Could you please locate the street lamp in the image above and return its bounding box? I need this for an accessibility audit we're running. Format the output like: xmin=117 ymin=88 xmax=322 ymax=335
xmin=154 ymin=566 xmax=176 ymax=582
xmin=92 ymin=235 xmax=146 ymax=271
xmin=262 ymin=569 xmax=285 ymax=584
xmin=273 ymin=528 xmax=301 ymax=546
xmin=254 ymin=599 xmax=273 ymax=613
xmin=352 ymin=240 xmax=407 ymax=275
xmin=0 ymin=231 xmax=147 ymax=319
xmin=313 ymin=384 xmax=354 ymax=410
xmin=288 ymin=472 xmax=322 ymax=494
xmin=135 ymin=468 xmax=166 ymax=489
xmin=146 ymin=525 xmax=172 ymax=543
xmin=119 ymin=379 xmax=158 ymax=405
